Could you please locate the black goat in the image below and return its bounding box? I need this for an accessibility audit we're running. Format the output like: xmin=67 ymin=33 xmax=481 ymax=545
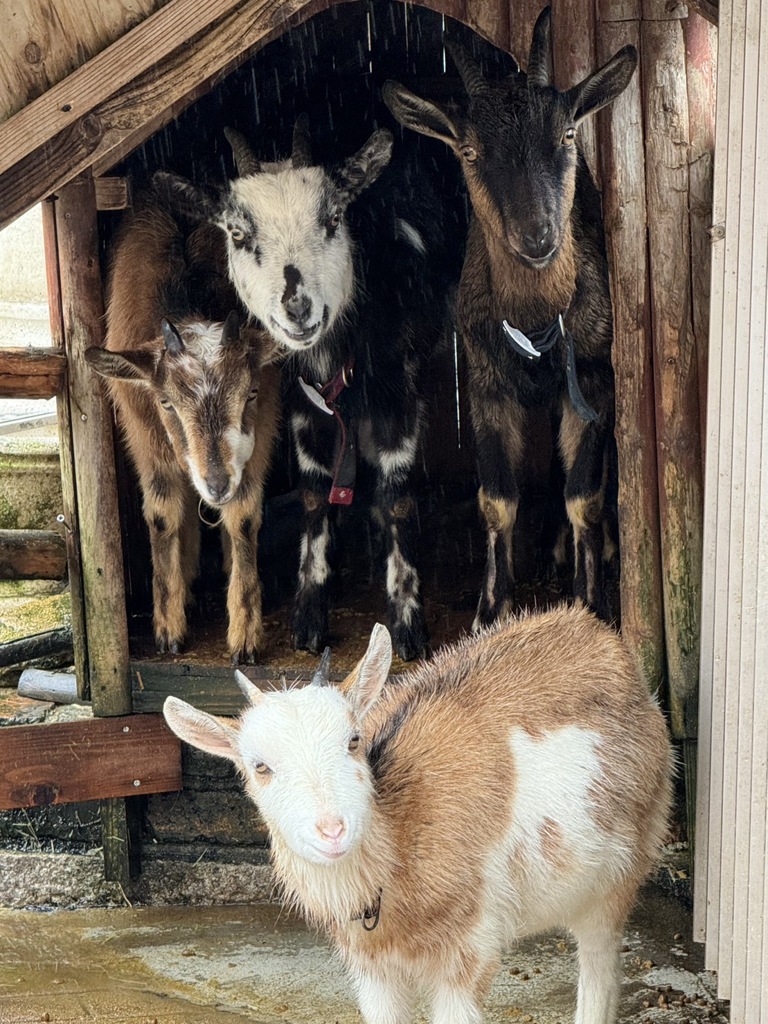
xmin=384 ymin=7 xmax=636 ymax=624
xmin=156 ymin=120 xmax=453 ymax=660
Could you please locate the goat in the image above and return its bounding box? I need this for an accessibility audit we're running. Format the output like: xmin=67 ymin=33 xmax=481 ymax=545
xmin=383 ymin=7 xmax=637 ymax=625
xmin=164 ymin=603 xmax=672 ymax=1024
xmin=86 ymin=199 xmax=280 ymax=664
xmin=154 ymin=117 xmax=452 ymax=661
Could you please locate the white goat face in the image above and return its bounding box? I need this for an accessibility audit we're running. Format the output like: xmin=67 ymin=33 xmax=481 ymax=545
xmin=221 ymin=169 xmax=354 ymax=354
xmin=162 ymin=624 xmax=393 ymax=866
xmin=238 ymin=687 xmax=374 ymax=864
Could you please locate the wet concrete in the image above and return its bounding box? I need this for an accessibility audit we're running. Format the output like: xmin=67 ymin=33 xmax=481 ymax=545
xmin=0 ymin=884 xmax=727 ymax=1024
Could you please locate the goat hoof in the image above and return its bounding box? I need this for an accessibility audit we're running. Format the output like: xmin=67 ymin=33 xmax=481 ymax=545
xmin=391 ymin=623 xmax=430 ymax=663
xmin=231 ymin=649 xmax=258 ymax=667
xmin=169 ymin=640 xmax=181 ymax=655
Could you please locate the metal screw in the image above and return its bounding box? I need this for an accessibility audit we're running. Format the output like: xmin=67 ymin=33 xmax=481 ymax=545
xmin=133 ymin=779 xmax=141 ymax=787
xmin=122 ymin=726 xmax=130 ymax=733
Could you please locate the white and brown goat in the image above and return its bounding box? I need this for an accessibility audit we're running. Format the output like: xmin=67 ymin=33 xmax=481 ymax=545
xmin=385 ymin=7 xmax=636 ymax=625
xmin=87 ymin=201 xmax=280 ymax=663
xmin=164 ymin=604 xmax=672 ymax=1024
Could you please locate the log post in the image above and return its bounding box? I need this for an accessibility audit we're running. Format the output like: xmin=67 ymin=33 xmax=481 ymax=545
xmin=641 ymin=0 xmax=703 ymax=742
xmin=552 ymin=0 xmax=598 ymax=179
xmin=41 ymin=197 xmax=89 ymax=695
xmin=54 ymin=173 xmax=130 ymax=717
xmin=596 ymin=0 xmax=665 ymax=698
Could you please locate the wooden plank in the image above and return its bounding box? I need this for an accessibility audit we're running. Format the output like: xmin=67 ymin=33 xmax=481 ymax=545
xmin=0 ymin=714 xmax=181 ymax=810
xmin=464 ymin=0 xmax=509 ymax=49
xmin=0 ymin=626 xmax=73 ymax=669
xmin=0 ymin=0 xmax=162 ymax=122
xmin=55 ymin=174 xmax=131 ymax=716
xmin=42 ymin=197 xmax=89 ymax=697
xmin=641 ymin=3 xmax=703 ymax=742
xmin=552 ymin=0 xmax=597 ymax=180
xmin=685 ymin=12 xmax=717 ymax=453
xmin=596 ymin=14 xmax=665 ymax=697
xmin=0 ymin=0 xmax=339 ymax=230
xmin=0 ymin=529 xmax=67 ymax=581
xmin=94 ymin=175 xmax=133 ymax=211
xmin=0 ymin=347 xmax=66 ymax=398
xmin=132 ymin=661 xmax=344 ymax=715
xmin=101 ymin=796 xmax=142 ymax=883
xmin=0 ymin=0 xmax=256 ymax=178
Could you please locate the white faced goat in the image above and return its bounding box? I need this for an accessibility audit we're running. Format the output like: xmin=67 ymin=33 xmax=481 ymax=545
xmin=164 ymin=603 xmax=672 ymax=1024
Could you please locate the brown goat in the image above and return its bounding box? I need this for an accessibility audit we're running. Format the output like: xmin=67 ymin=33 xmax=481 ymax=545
xmin=87 ymin=200 xmax=280 ymax=663
xmin=384 ymin=7 xmax=636 ymax=624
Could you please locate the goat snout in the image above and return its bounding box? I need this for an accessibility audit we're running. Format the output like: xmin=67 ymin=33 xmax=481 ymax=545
xmin=204 ymin=467 xmax=232 ymax=505
xmin=518 ymin=220 xmax=555 ymax=261
xmin=313 ymin=815 xmax=348 ymax=847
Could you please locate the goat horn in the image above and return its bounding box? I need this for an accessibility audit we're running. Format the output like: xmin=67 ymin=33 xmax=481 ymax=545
xmin=311 ymin=646 xmax=332 ymax=686
xmin=527 ymin=7 xmax=554 ymax=88
xmin=292 ymin=113 xmax=313 ymax=169
xmin=234 ymin=668 xmax=264 ymax=706
xmin=445 ymin=41 xmax=487 ymax=97
xmin=224 ymin=127 xmax=261 ymax=177
xmin=161 ymin=318 xmax=185 ymax=356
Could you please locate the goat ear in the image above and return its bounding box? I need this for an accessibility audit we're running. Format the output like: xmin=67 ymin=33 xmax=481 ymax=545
xmin=566 ymin=45 xmax=638 ymax=124
xmin=291 ymin=113 xmax=313 ymax=169
xmin=161 ymin=319 xmax=186 ymax=356
xmin=527 ymin=6 xmax=553 ymax=88
xmin=153 ymin=172 xmax=219 ymax=222
xmin=382 ymin=81 xmax=459 ymax=147
xmin=163 ymin=696 xmax=241 ymax=762
xmin=335 ymin=129 xmax=393 ymax=205
xmin=85 ymin=347 xmax=155 ymax=383
xmin=220 ymin=310 xmax=244 ymax=350
xmin=341 ymin=623 xmax=392 ymax=717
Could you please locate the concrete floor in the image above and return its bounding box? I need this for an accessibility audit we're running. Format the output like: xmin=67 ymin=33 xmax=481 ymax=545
xmin=0 ymin=885 xmax=727 ymax=1024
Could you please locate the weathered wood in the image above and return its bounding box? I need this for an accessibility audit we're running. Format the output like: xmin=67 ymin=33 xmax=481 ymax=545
xmin=0 ymin=529 xmax=67 ymax=581
xmin=94 ymin=175 xmax=133 ymax=210
xmin=0 ymin=0 xmax=162 ymax=122
xmin=0 ymin=714 xmax=181 ymax=810
xmin=42 ymin=197 xmax=89 ymax=697
xmin=552 ymin=0 xmax=598 ymax=179
xmin=464 ymin=0 xmax=509 ymax=49
xmin=687 ymin=0 xmax=719 ymax=25
xmin=0 ymin=0 xmax=255 ymax=178
xmin=641 ymin=4 xmax=703 ymax=739
xmin=132 ymin=661 xmax=345 ymax=715
xmin=101 ymin=796 xmax=142 ymax=882
xmin=18 ymin=668 xmax=79 ymax=703
xmin=0 ymin=626 xmax=73 ymax=669
xmin=596 ymin=15 xmax=665 ymax=697
xmin=509 ymin=0 xmax=549 ymax=64
xmin=0 ymin=347 xmax=66 ymax=398
xmin=0 ymin=0 xmax=340 ymax=230
xmin=55 ymin=174 xmax=131 ymax=716
xmin=685 ymin=11 xmax=717 ymax=453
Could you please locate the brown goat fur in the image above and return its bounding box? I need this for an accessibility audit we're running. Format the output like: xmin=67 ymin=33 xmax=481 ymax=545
xmin=87 ymin=199 xmax=280 ymax=662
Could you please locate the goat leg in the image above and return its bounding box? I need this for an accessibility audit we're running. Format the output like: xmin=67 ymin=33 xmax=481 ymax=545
xmin=291 ymin=486 xmax=335 ymax=654
xmin=220 ymin=495 xmax=264 ymax=665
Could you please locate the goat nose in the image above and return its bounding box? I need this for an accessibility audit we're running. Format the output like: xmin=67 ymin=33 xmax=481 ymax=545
xmin=521 ymin=221 xmax=554 ymax=258
xmin=284 ymin=292 xmax=312 ymax=326
xmin=204 ymin=468 xmax=230 ymax=503
xmin=317 ymin=818 xmax=345 ymax=842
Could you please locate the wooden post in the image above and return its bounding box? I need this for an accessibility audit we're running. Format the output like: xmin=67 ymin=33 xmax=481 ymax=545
xmin=642 ymin=0 xmax=703 ymax=742
xmin=54 ymin=173 xmax=131 ymax=717
xmin=552 ymin=0 xmax=598 ymax=179
xmin=596 ymin=0 xmax=665 ymax=698
xmin=465 ymin=0 xmax=509 ymax=50
xmin=53 ymin=174 xmax=135 ymax=883
xmin=41 ymin=198 xmax=89 ymax=696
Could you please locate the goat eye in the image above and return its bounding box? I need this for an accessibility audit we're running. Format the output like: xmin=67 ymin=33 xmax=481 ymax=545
xmin=247 ymin=386 xmax=259 ymax=402
xmin=253 ymin=762 xmax=271 ymax=776
xmin=562 ymin=127 xmax=576 ymax=144
xmin=230 ymin=227 xmax=245 ymax=242
xmin=348 ymin=735 xmax=361 ymax=753
xmin=461 ymin=145 xmax=478 ymax=163
xmin=326 ymin=212 xmax=341 ymax=234
xmin=159 ymin=398 xmax=174 ymax=410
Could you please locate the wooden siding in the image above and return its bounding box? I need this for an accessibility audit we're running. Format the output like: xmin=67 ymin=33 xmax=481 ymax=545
xmin=694 ymin=0 xmax=768 ymax=1017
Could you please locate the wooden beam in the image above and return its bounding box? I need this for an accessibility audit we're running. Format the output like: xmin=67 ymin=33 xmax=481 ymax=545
xmin=0 ymin=529 xmax=67 ymax=581
xmin=0 ymin=0 xmax=255 ymax=179
xmin=0 ymin=714 xmax=181 ymax=810
xmin=0 ymin=0 xmax=339 ymax=231
xmin=55 ymin=175 xmax=131 ymax=716
xmin=687 ymin=0 xmax=719 ymax=26
xmin=0 ymin=627 xmax=73 ymax=669
xmin=0 ymin=347 xmax=66 ymax=399
xmin=94 ymin=175 xmax=133 ymax=211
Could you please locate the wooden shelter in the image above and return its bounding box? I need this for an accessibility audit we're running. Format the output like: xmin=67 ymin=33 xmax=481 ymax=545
xmin=0 ymin=0 xmax=764 ymax=1019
